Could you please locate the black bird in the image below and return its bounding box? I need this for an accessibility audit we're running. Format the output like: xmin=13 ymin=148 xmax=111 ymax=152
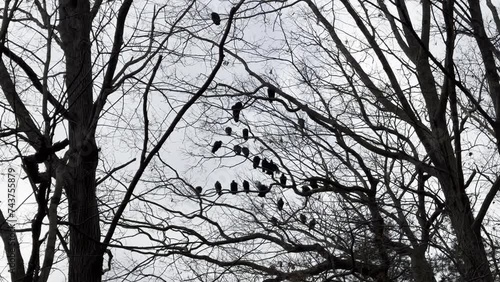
xmin=195 ymin=186 xmax=202 ymax=195
xmin=271 ymin=161 xmax=279 ymax=173
xmin=211 ymin=12 xmax=221 ymax=25
xmin=270 ymin=216 xmax=278 ymax=226
xmin=225 ymin=127 xmax=232 ymax=136
xmin=257 ymin=183 xmax=268 ymax=197
xmin=267 ymin=160 xmax=277 ymax=175
xmin=310 ymin=179 xmax=318 ymax=189
xmin=234 ymin=145 xmax=242 ymax=155
xmin=212 ymin=140 xmax=222 ymax=154
xmin=261 ymin=158 xmax=269 ymax=172
xmin=230 ymin=180 xmax=238 ymax=194
xmin=242 ymin=128 xmax=249 ymax=141
xmin=267 ymin=87 xmax=276 ymax=102
xmin=277 ymin=198 xmax=284 ymax=211
xmin=308 ymin=218 xmax=316 ymax=230
xmin=215 ymin=181 xmax=222 ymax=195
xmin=231 ymin=102 xmax=243 ymax=122
xmin=302 ymin=185 xmax=310 ymax=194
xmin=280 ymin=174 xmax=287 ymax=186
xmin=243 ymin=180 xmax=250 ymax=193
xmin=242 ymin=147 xmax=250 ymax=157
xmin=253 ymin=156 xmax=261 ymax=169
xmin=300 ymin=214 xmax=307 ymax=224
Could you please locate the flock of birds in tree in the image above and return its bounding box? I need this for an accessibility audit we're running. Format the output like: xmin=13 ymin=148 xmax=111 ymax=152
xmin=195 ymin=78 xmax=318 ymax=230
xmin=206 ymin=12 xmax=317 ymax=230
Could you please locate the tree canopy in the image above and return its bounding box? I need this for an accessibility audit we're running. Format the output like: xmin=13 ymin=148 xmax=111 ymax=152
xmin=1 ymin=0 xmax=500 ymax=281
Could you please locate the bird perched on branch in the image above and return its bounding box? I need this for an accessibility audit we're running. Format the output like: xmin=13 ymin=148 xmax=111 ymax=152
xmin=277 ymin=198 xmax=284 ymax=211
xmin=267 ymin=160 xmax=278 ymax=175
xmin=257 ymin=182 xmax=269 ymax=197
xmin=243 ymin=180 xmax=250 ymax=193
xmin=230 ymin=180 xmax=238 ymax=194
xmin=261 ymin=158 xmax=269 ymax=173
xmin=300 ymin=214 xmax=307 ymax=224
xmin=212 ymin=141 xmax=222 ymax=154
xmin=215 ymin=181 xmax=222 ymax=195
xmin=242 ymin=128 xmax=249 ymax=141
xmin=253 ymin=156 xmax=261 ymax=169
xmin=280 ymin=174 xmax=287 ymax=187
xmin=308 ymin=218 xmax=316 ymax=230
xmin=267 ymin=87 xmax=276 ymax=102
xmin=234 ymin=145 xmax=242 ymax=155
xmin=195 ymin=186 xmax=203 ymax=195
xmin=232 ymin=102 xmax=243 ymax=122
xmin=211 ymin=12 xmax=221 ymax=25
xmin=242 ymin=147 xmax=250 ymax=157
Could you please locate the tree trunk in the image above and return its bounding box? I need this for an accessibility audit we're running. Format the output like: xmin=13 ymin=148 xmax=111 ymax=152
xmin=58 ymin=1 xmax=102 ymax=281
xmin=429 ymin=123 xmax=493 ymax=281
xmin=410 ymin=249 xmax=436 ymax=282
xmin=445 ymin=184 xmax=492 ymax=281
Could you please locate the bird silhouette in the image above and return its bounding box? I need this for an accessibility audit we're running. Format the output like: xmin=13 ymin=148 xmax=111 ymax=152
xmin=280 ymin=174 xmax=287 ymax=186
xmin=230 ymin=180 xmax=238 ymax=194
xmin=215 ymin=181 xmax=222 ymax=195
xmin=212 ymin=141 xmax=222 ymax=154
xmin=232 ymin=102 xmax=243 ymax=122
xmin=211 ymin=12 xmax=221 ymax=25
xmin=277 ymin=198 xmax=284 ymax=211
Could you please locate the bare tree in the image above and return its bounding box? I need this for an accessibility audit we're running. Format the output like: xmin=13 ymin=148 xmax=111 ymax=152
xmin=155 ymin=0 xmax=500 ymax=281
xmin=2 ymin=0 xmax=500 ymax=281
xmin=0 ymin=0 xmax=244 ymax=281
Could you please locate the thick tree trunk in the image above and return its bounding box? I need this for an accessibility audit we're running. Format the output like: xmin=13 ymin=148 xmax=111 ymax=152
xmin=410 ymin=249 xmax=436 ymax=282
xmin=58 ymin=1 xmax=102 ymax=281
xmin=444 ymin=182 xmax=492 ymax=281
xmin=0 ymin=210 xmax=25 ymax=281
xmin=429 ymin=123 xmax=493 ymax=281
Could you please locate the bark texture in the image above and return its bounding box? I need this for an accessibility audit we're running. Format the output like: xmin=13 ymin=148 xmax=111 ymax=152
xmin=58 ymin=0 xmax=102 ymax=281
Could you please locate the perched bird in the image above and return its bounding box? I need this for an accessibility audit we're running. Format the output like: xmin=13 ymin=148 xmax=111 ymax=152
xmin=215 ymin=181 xmax=222 ymax=195
xmin=212 ymin=140 xmax=222 ymax=154
xmin=270 ymin=216 xmax=278 ymax=226
xmin=242 ymin=147 xmax=250 ymax=157
xmin=277 ymin=198 xmax=284 ymax=211
xmin=280 ymin=174 xmax=287 ymax=186
xmin=234 ymin=145 xmax=242 ymax=155
xmin=261 ymin=158 xmax=269 ymax=173
xmin=257 ymin=182 xmax=268 ymax=197
xmin=300 ymin=214 xmax=307 ymax=224
xmin=302 ymin=185 xmax=310 ymax=194
xmin=232 ymin=102 xmax=243 ymax=122
xmin=211 ymin=12 xmax=221 ymax=25
xmin=230 ymin=180 xmax=238 ymax=194
xmin=267 ymin=160 xmax=277 ymax=175
xmin=253 ymin=156 xmax=261 ymax=169
xmin=242 ymin=128 xmax=249 ymax=141
xmin=243 ymin=180 xmax=250 ymax=193
xmin=195 ymin=186 xmax=202 ymax=195
xmin=310 ymin=179 xmax=318 ymax=189
xmin=225 ymin=127 xmax=232 ymax=136
xmin=308 ymin=218 xmax=316 ymax=230
xmin=267 ymin=87 xmax=276 ymax=102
